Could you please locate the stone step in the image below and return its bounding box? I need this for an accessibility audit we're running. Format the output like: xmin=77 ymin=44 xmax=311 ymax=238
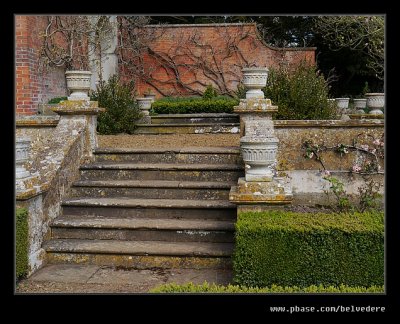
xmin=70 ymin=180 xmax=234 ymax=200
xmin=150 ymin=113 xmax=239 ymax=125
xmin=134 ymin=123 xmax=240 ymax=134
xmin=80 ymin=163 xmax=244 ymax=182
xmin=94 ymin=147 xmax=242 ymax=164
xmin=61 ymin=198 xmax=237 ymax=220
xmin=51 ymin=216 xmax=235 ymax=242
xmin=44 ymin=239 xmax=233 ymax=269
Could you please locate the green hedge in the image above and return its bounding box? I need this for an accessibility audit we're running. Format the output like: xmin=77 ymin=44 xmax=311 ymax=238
xmin=16 ymin=207 xmax=29 ymax=279
xmin=47 ymin=97 xmax=68 ymax=104
xmin=151 ymin=97 xmax=239 ymax=114
xmin=150 ymin=282 xmax=384 ymax=293
xmin=234 ymin=210 xmax=384 ymax=288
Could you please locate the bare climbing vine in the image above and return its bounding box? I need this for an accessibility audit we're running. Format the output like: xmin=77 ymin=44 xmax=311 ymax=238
xmin=302 ymin=133 xmax=384 ymax=175
xmin=302 ymin=132 xmax=384 ymax=211
xmin=117 ymin=23 xmax=258 ymax=97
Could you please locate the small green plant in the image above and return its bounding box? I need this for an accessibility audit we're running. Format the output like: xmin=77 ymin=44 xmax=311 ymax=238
xmin=16 ymin=207 xmax=29 ymax=280
xmin=91 ymin=75 xmax=141 ymax=134
xmin=323 ymin=175 xmax=352 ymax=211
xmin=202 ymin=84 xmax=218 ymax=99
xmin=263 ymin=61 xmax=337 ymax=120
xmin=234 ymin=82 xmax=247 ymax=99
xmin=150 ymin=282 xmax=384 ymax=293
xmin=358 ymin=176 xmax=383 ymax=212
xmin=362 ymin=81 xmax=370 ymax=95
xmin=47 ymin=96 xmax=68 ymax=104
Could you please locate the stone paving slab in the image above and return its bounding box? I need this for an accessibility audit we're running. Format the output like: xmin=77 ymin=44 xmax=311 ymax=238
xmin=28 ymin=264 xmax=100 ymax=283
xmin=87 ymin=268 xmax=165 ymax=285
xmin=17 ymin=264 xmax=233 ymax=293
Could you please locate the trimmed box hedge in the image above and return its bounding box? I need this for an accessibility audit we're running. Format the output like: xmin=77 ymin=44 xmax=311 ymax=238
xmin=234 ymin=210 xmax=384 ymax=288
xmin=16 ymin=207 xmax=29 ymax=279
xmin=150 ymin=282 xmax=384 ymax=293
xmin=151 ymin=97 xmax=239 ymax=114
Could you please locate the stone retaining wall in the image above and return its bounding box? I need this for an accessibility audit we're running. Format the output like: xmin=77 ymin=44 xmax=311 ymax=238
xmin=274 ymin=119 xmax=384 ymax=171
xmin=16 ymin=110 xmax=99 ymax=274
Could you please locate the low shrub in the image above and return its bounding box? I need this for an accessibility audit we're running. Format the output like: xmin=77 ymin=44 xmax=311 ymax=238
xmin=151 ymin=97 xmax=239 ymax=114
xmin=91 ymin=75 xmax=141 ymax=134
xmin=47 ymin=96 xmax=68 ymax=104
xmin=202 ymin=84 xmax=218 ymax=99
xmin=263 ymin=61 xmax=337 ymax=120
xmin=150 ymin=282 xmax=384 ymax=293
xmin=234 ymin=210 xmax=384 ymax=288
xmin=16 ymin=207 xmax=29 ymax=280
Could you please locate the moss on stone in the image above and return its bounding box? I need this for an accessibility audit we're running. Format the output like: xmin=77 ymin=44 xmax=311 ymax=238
xmin=16 ymin=207 xmax=29 ymax=279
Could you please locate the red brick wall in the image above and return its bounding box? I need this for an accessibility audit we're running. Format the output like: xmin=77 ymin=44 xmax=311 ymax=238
xmin=16 ymin=20 xmax=316 ymax=114
xmin=15 ymin=16 xmax=67 ymax=115
xmin=120 ymin=24 xmax=316 ymax=98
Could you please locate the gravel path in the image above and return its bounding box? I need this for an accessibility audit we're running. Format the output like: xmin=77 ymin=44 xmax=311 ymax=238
xmin=98 ymin=134 xmax=240 ymax=149
xmin=16 ymin=281 xmax=155 ymax=294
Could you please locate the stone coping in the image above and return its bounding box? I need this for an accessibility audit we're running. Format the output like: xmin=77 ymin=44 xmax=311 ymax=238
xmin=16 ymin=115 xmax=60 ymax=127
xmin=348 ymin=114 xmax=384 ymax=120
xmin=152 ymin=113 xmax=239 ymax=118
xmin=52 ymin=107 xmax=105 ymax=115
xmin=234 ymin=108 xmax=279 ymax=114
xmin=51 ymin=100 xmax=104 ymax=115
xmin=273 ymin=119 xmax=384 ymax=127
xmin=16 ymin=178 xmax=50 ymax=200
xmin=16 ymin=183 xmax=49 ymax=200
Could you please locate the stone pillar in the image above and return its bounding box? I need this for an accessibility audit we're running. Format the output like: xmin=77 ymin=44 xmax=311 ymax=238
xmin=52 ymin=100 xmax=105 ymax=159
xmin=229 ymin=67 xmax=292 ymax=209
xmin=89 ymin=15 xmax=118 ymax=90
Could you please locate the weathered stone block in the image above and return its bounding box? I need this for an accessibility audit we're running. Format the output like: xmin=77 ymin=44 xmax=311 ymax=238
xmin=229 ymin=177 xmax=293 ymax=205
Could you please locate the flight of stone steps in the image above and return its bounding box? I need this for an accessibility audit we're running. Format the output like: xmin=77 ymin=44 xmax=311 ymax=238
xmin=44 ymin=146 xmax=244 ymax=270
xmin=134 ymin=113 xmax=240 ymax=134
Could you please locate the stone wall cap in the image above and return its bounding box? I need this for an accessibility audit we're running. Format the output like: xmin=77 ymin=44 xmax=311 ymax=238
xmin=234 ymin=107 xmax=278 ymax=113
xmin=273 ymin=119 xmax=384 ymax=127
xmin=52 ymin=106 xmax=105 ymax=115
xmin=16 ymin=115 xmax=60 ymax=127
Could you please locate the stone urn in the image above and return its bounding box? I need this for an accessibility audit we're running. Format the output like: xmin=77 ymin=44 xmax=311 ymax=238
xmin=136 ymin=97 xmax=153 ymax=116
xmin=353 ymin=98 xmax=367 ymax=114
xmin=65 ymin=71 xmax=92 ymax=101
xmin=335 ymin=98 xmax=350 ymax=110
xmin=242 ymin=67 xmax=269 ymax=99
xmin=240 ymin=120 xmax=278 ymax=182
xmin=365 ymin=93 xmax=385 ymax=115
xmin=144 ymin=92 xmax=156 ymax=103
xmin=16 ymin=137 xmax=31 ymax=179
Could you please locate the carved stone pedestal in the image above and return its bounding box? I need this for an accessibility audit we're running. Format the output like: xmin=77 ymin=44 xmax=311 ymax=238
xmin=229 ymin=177 xmax=293 ymax=205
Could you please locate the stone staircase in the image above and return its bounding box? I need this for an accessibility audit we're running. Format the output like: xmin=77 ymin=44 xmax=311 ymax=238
xmin=134 ymin=113 xmax=240 ymax=134
xmin=44 ymin=147 xmax=244 ymax=270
